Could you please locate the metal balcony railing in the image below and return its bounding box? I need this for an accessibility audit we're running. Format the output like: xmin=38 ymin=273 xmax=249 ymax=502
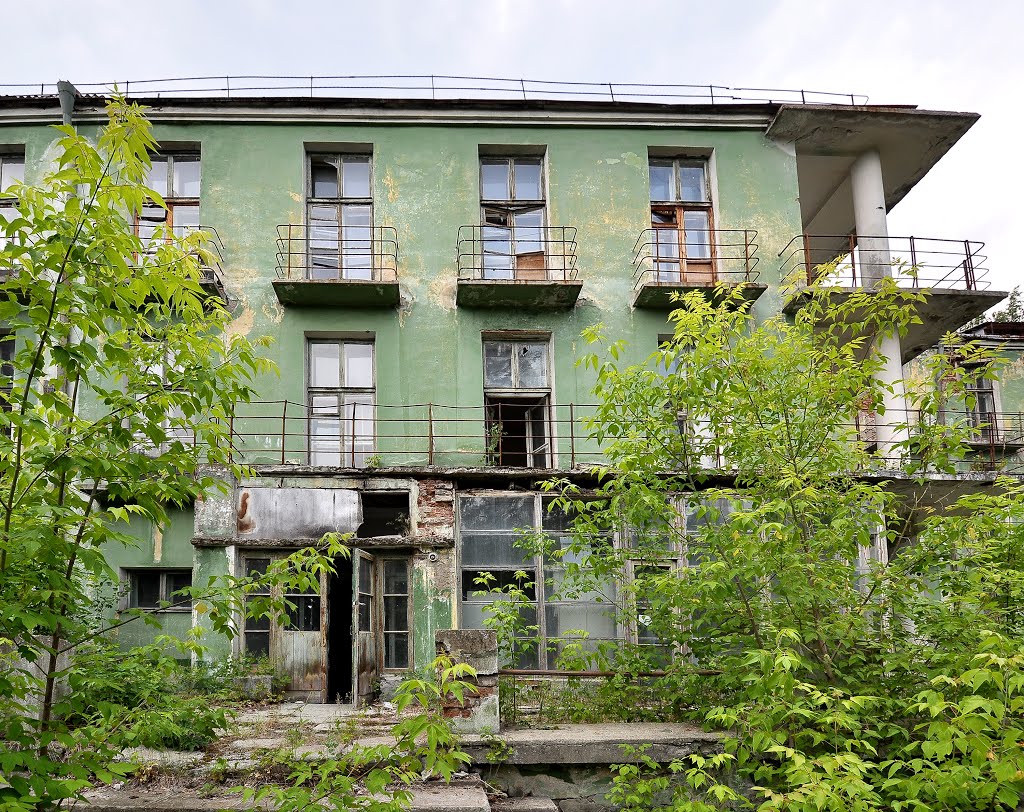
xmin=632 ymin=228 xmax=760 ymax=290
xmin=779 ymin=234 xmax=989 ymax=290
xmin=456 ymin=225 xmax=578 ymax=283
xmin=0 ymin=76 xmax=870 ymax=106
xmin=191 ymin=402 xmax=1024 ymax=475
xmin=276 ymin=224 xmax=399 ymax=282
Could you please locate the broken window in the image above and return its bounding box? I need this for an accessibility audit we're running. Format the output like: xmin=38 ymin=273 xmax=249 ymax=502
xmin=125 ymin=569 xmax=192 ymax=612
xmin=307 ymin=339 xmax=375 ymax=466
xmin=458 ymin=493 xmax=616 ymax=669
xmin=307 ymin=154 xmax=373 ymax=280
xmin=136 ymin=154 xmax=201 ymax=250
xmin=479 ymin=156 xmax=547 ymax=281
xmin=649 ymin=158 xmax=714 ymax=284
xmin=483 ymin=338 xmax=551 ymax=467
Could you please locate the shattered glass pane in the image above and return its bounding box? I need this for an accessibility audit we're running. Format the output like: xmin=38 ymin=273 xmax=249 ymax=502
xmin=311 ymin=158 xmax=339 ymax=198
xmin=517 ymin=343 xmax=548 ymax=388
xmin=483 ymin=342 xmax=514 ymax=388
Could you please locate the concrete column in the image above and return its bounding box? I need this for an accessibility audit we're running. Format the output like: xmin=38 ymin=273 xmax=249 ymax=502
xmin=851 ymin=149 xmax=908 ymax=461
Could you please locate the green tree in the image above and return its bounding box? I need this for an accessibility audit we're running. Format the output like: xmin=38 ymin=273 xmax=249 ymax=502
xmin=542 ymin=284 xmax=1024 ymax=809
xmin=0 ymin=97 xmax=273 ymax=808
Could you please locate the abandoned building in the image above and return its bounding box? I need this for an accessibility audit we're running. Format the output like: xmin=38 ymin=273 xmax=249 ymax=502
xmin=0 ymin=79 xmax=1020 ymax=705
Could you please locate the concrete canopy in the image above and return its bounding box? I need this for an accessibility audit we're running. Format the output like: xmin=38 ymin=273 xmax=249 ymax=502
xmin=766 ymin=105 xmax=979 ymax=238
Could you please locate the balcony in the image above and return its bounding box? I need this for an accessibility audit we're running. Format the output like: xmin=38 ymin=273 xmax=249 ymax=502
xmin=273 ymin=224 xmax=399 ymax=307
xmin=631 ymin=229 xmax=764 ymax=309
xmin=197 ymin=226 xmax=228 ymax=304
xmin=780 ymin=234 xmax=1008 ymax=362
xmin=455 ymin=225 xmax=581 ymax=309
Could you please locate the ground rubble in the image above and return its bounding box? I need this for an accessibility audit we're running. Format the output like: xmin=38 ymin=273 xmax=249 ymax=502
xmin=80 ymin=699 xmax=719 ymax=811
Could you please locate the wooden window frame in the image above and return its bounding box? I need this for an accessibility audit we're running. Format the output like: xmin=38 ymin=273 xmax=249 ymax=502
xmin=479 ymin=156 xmax=548 ymax=281
xmin=135 ymin=153 xmax=201 ymax=247
xmin=125 ymin=568 xmax=193 ymax=612
xmin=649 ymin=158 xmax=716 ymax=285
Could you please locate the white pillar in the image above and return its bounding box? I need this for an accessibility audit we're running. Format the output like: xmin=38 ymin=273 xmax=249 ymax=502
xmin=851 ymin=149 xmax=908 ymax=462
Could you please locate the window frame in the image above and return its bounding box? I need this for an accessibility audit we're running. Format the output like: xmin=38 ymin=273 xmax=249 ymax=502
xmin=648 ymin=157 xmax=716 ymax=284
xmin=379 ymin=556 xmax=413 ymax=671
xmin=305 ymin=153 xmax=375 ymax=281
xmin=306 ymin=338 xmax=376 ymax=466
xmin=136 ymin=153 xmax=201 ymax=248
xmin=479 ymin=156 xmax=548 ymax=281
xmin=124 ymin=568 xmax=193 ymax=612
xmin=482 ymin=337 xmax=553 ymax=468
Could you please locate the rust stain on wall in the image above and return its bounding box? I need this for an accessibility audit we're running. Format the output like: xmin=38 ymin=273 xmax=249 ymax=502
xmin=236 ymin=490 xmax=255 ymax=533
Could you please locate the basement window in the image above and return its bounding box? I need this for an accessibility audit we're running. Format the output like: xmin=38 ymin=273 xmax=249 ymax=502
xmin=126 ymin=569 xmax=192 ymax=612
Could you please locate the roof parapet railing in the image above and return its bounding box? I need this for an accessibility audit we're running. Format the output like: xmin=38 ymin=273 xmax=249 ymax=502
xmin=0 ymin=76 xmax=869 ymax=106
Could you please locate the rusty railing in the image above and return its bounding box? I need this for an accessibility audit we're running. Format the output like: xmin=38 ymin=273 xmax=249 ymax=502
xmin=778 ymin=234 xmax=988 ymax=290
xmin=276 ymin=224 xmax=399 ymax=282
xmin=456 ymin=225 xmax=578 ymax=283
xmin=632 ymin=228 xmax=760 ymax=290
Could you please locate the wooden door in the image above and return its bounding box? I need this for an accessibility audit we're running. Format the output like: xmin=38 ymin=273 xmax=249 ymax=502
xmin=352 ymin=550 xmax=379 ymax=707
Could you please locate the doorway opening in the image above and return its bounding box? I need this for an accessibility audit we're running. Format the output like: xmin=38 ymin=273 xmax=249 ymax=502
xmin=485 ymin=396 xmax=550 ymax=467
xmin=326 ymin=554 xmax=353 ymax=703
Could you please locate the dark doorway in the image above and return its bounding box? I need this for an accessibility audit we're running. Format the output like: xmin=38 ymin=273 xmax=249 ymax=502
xmin=326 ymin=555 xmax=353 ymax=703
xmin=485 ymin=396 xmax=550 ymax=467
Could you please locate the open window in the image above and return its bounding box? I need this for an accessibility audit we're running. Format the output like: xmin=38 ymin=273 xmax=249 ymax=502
xmin=480 ymin=157 xmax=546 ymax=280
xmin=648 ymin=158 xmax=715 ymax=284
xmin=482 ymin=337 xmax=551 ymax=467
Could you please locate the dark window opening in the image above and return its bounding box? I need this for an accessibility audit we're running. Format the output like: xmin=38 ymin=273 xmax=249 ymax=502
xmin=485 ymin=396 xmax=550 ymax=467
xmin=358 ymin=492 xmax=410 ymax=538
xmin=127 ymin=568 xmax=192 ymax=612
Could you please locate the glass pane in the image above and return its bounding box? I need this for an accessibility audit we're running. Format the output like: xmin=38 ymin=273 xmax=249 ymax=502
xmin=133 ymin=572 xmax=160 ymax=608
xmin=384 ymin=596 xmax=408 ymax=631
xmin=167 ymin=571 xmax=192 ymax=603
xmin=245 ymin=558 xmax=271 ymax=579
xmin=483 ymin=342 xmax=514 ymax=388
xmin=481 ymin=224 xmax=513 ymax=280
xmin=310 ymin=343 xmax=340 ymax=388
xmin=245 ymin=631 xmax=270 ymax=657
xmin=461 ymin=570 xmax=537 ymax=600
xmin=310 ymin=395 xmax=341 ymax=465
xmin=343 ymin=157 xmax=371 ymax=198
xmin=679 ymin=163 xmax=707 ymax=203
xmin=359 ymin=556 xmax=372 ymax=588
xmin=286 ymin=595 xmax=321 ymax=631
xmin=172 ymin=157 xmax=201 ymax=197
xmin=517 ymin=343 xmax=548 ymax=388
xmin=460 ymin=534 xmax=532 ymax=567
xmin=513 ymin=208 xmax=544 ymax=256
xmin=481 ymin=160 xmax=510 ymax=200
xmin=359 ymin=596 xmax=371 ymax=630
xmin=1 ymin=158 xmax=24 ymax=192
xmin=513 ymin=160 xmax=542 ymax=201
xmin=383 ymin=560 xmax=409 ymax=594
xmin=172 ymin=204 xmax=200 ymax=237
xmin=342 ymin=206 xmax=372 ymax=278
xmin=343 ymin=395 xmax=375 ymax=466
xmin=684 ymin=211 xmax=711 ymax=259
xmin=309 ymin=205 xmax=340 ymax=279
xmin=651 ymin=209 xmax=677 ymax=226
xmin=343 ymin=343 xmax=373 ymax=388
xmin=649 ymin=161 xmax=673 ymax=201
xmin=145 ymin=159 xmax=168 ymax=195
xmin=458 ymin=494 xmax=534 ymax=531
xmin=545 ymin=603 xmax=616 ymax=639
xmin=384 ymin=633 xmax=409 ymax=669
xmin=311 ymin=158 xmax=339 ymax=198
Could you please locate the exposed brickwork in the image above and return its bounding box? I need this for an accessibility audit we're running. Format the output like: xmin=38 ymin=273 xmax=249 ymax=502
xmin=417 ymin=479 xmax=455 ymax=541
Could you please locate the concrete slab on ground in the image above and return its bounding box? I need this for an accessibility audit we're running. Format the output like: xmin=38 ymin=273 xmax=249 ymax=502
xmin=492 ymin=798 xmax=559 ymax=812
xmin=461 ymin=722 xmax=722 ymax=765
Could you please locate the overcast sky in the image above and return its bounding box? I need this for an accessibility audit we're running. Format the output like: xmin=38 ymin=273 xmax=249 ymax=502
xmin=4 ymin=0 xmax=1021 ymax=295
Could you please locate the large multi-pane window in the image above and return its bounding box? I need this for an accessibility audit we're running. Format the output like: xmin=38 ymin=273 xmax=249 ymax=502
xmin=648 ymin=158 xmax=714 ymax=283
xmin=480 ymin=156 xmax=546 ymax=280
xmin=307 ymin=154 xmax=373 ymax=280
xmin=137 ymin=154 xmax=201 ymax=247
xmin=965 ymin=372 xmax=998 ymax=443
xmin=308 ymin=339 xmax=375 ymax=466
xmin=458 ymin=493 xmax=615 ymax=669
xmin=482 ymin=337 xmax=551 ymax=467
